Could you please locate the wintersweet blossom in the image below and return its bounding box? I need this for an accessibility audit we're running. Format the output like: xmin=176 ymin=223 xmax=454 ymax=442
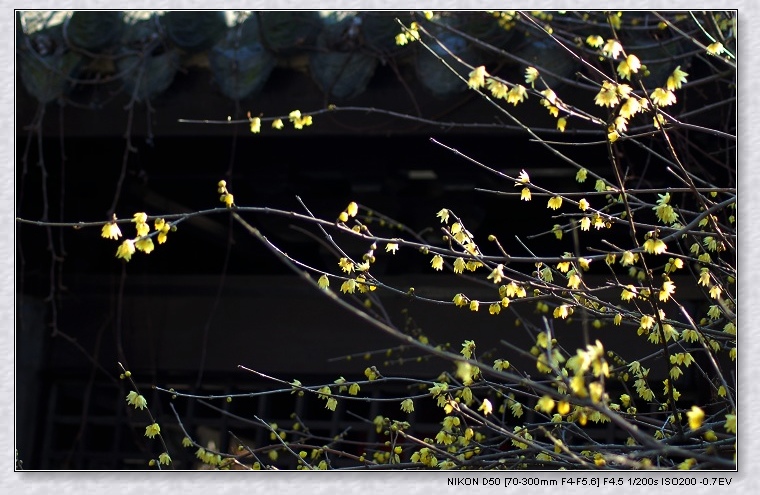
xmin=135 ymin=237 xmax=154 ymax=254
xmin=524 ymin=66 xmax=539 ymax=86
xmin=706 ymin=41 xmax=725 ymax=56
xmin=478 ymin=398 xmax=493 ymax=416
xmin=619 ymin=97 xmax=641 ymax=119
xmin=586 ymin=35 xmax=604 ymax=48
xmin=595 ymin=81 xmax=619 ymax=108
xmin=116 ymin=239 xmax=136 ymax=261
xmin=486 ymin=78 xmax=508 ymax=99
xmin=547 ymin=196 xmax=562 ymax=210
xmin=650 ymin=87 xmax=676 ymax=107
xmin=602 ymin=39 xmax=623 ymax=59
xmin=506 ymin=84 xmax=528 ymax=105
xmin=101 ymin=221 xmax=122 ymax=240
xmin=616 ymin=54 xmax=641 ymax=80
xmin=431 ymin=255 xmax=444 ymax=271
xmin=468 ymin=66 xmax=488 ymax=90
xmin=436 ymin=208 xmax=450 ymax=224
xmin=126 ymin=391 xmax=147 ymax=410
xmin=687 ymin=406 xmax=705 ymax=430
xmin=667 ymin=66 xmax=689 ymax=90
xmin=145 ymin=423 xmax=161 ymax=439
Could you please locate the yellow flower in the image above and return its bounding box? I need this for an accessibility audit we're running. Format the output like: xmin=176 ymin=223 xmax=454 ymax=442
xmin=557 ymin=117 xmax=567 ymax=132
xmin=101 ymin=222 xmax=122 ymax=240
xmin=401 ymin=399 xmax=414 ymax=413
xmin=586 ymin=35 xmax=604 ymax=48
xmin=643 ymin=238 xmax=667 ymax=255
xmin=349 ymin=383 xmax=360 ymax=395
xmin=594 ymin=81 xmax=619 ymax=108
xmin=346 ymin=202 xmax=359 ymax=217
xmin=145 ymin=423 xmax=161 ymax=439
xmin=441 ymin=258 xmax=462 ymax=276
xmin=667 ymin=66 xmax=688 ymax=90
xmin=620 ymin=251 xmax=637 ymax=266
xmin=614 ymin=116 xmax=628 ymax=132
xmin=619 ymin=97 xmax=641 ymax=119
xmin=578 ymin=198 xmax=589 ymax=211
xmin=338 ymin=258 xmax=354 ymax=273
xmin=516 ymin=187 xmax=530 ymax=202
xmin=249 ymin=117 xmax=261 ymax=134
xmin=575 ymin=168 xmax=588 ymax=183
xmin=650 ymin=87 xmax=676 ymax=107
xmin=115 ymin=239 xmax=136 ymax=261
xmin=536 ymin=395 xmax=555 ymax=413
xmin=580 ymin=217 xmax=591 ymax=232
xmin=135 ymin=237 xmax=154 ymax=254
xmin=486 ymin=78 xmax=508 ymax=99
xmin=385 ymin=242 xmax=399 ymax=254
xmin=547 ymin=196 xmax=562 ymax=210
xmin=602 ymin=39 xmax=623 ymax=59
xmin=506 ymin=84 xmax=528 ymax=105
xmin=340 ymin=279 xmax=357 ymax=294
xmin=159 ymin=452 xmax=171 ymax=466
xmin=640 ymin=314 xmax=655 ymax=330
xmin=724 ymin=413 xmax=736 ymax=433
xmin=452 ymin=293 xmax=467 ymax=307
xmin=220 ymin=193 xmax=234 ymax=208
xmin=468 ymin=66 xmax=488 ymax=90
xmin=621 ymin=285 xmax=637 ymax=301
xmin=524 ymin=66 xmax=539 ymax=86
xmin=317 ymin=274 xmax=329 ymax=289
xmin=706 ymin=41 xmax=725 ymax=56
xmin=515 ymin=169 xmax=530 ymax=184
xmin=469 ymin=300 xmax=479 ymax=312
xmin=567 ymin=273 xmax=581 ymax=289
xmin=431 ymin=254 xmax=444 ymax=271
xmin=686 ymin=406 xmax=705 ymax=430
xmin=436 ymin=208 xmax=449 ymax=224
xmin=553 ymin=304 xmax=570 ymax=319
xmin=653 ymin=197 xmax=678 ymax=224
xmin=488 ymin=303 xmax=501 ymax=315
xmin=616 ymin=83 xmax=633 ymax=98
xmin=126 ymin=391 xmax=147 ymax=410
xmin=487 ymin=264 xmax=505 ymax=284
xmin=133 ymin=213 xmax=150 ymax=237
xmin=659 ymin=280 xmax=676 ymax=301
xmin=616 ymin=54 xmax=641 ymax=80
xmin=272 ymin=118 xmax=284 ymax=130
xmin=478 ymin=398 xmax=493 ymax=416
